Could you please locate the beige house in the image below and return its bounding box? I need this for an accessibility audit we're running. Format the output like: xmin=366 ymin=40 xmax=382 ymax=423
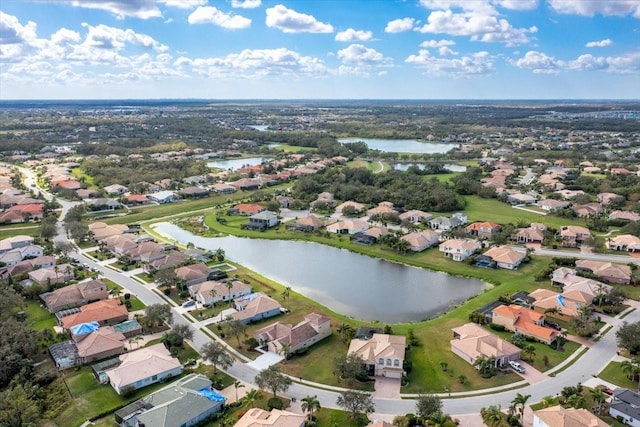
xmin=511 ymin=223 xmax=546 ymax=244
xmin=40 ymin=279 xmax=109 ymax=313
xmin=609 ymin=210 xmax=640 ymax=222
xmin=533 ymin=405 xmax=607 ymax=427
xmin=326 ymin=219 xmax=369 ymax=235
xmin=451 ymin=323 xmax=520 ymax=368
xmin=482 ymin=245 xmax=526 ymax=270
xmin=334 ymin=200 xmax=366 ymax=214
xmin=492 ymin=304 xmax=558 ymax=345
xmin=348 ymin=333 xmax=406 ymax=379
xmin=174 ymin=262 xmax=210 ymax=287
xmin=439 ymin=239 xmax=482 ymax=261
xmin=60 ymin=298 xmax=129 ymax=330
xmin=28 ymin=263 xmax=75 ymax=286
xmin=398 ymin=209 xmax=432 ymax=224
xmin=560 ymin=225 xmax=591 ymax=247
xmin=234 ymin=408 xmax=305 ymax=427
xmin=74 ymin=326 xmax=125 ymax=364
xmin=189 ymin=280 xmax=252 ymax=306
xmin=366 ymin=201 xmax=397 ymax=217
xmin=575 ymin=259 xmax=632 ymax=284
xmin=254 ymin=312 xmax=331 ymax=355
xmin=105 ymin=343 xmax=182 ymax=395
xmin=286 ymin=215 xmax=324 ymax=232
xmin=232 ymin=292 xmax=282 ymax=324
xmin=607 ymin=234 xmax=640 ymax=252
xmin=89 ymin=222 xmax=129 ymax=241
xmin=401 ymin=230 xmax=440 ymax=252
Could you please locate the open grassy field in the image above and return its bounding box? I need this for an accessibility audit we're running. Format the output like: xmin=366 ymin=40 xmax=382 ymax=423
xmin=71 ymin=168 xmax=97 ymax=188
xmin=0 ymin=224 xmax=39 ymax=240
xmin=23 ymin=299 xmax=57 ymax=330
xmin=598 ymin=361 xmax=639 ymax=389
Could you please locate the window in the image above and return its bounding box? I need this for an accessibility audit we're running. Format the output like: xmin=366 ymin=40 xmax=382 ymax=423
xmin=378 ymin=358 xmax=384 ymax=365
xmin=386 ymin=359 xmax=391 ymax=366
xmin=151 ymin=375 xmax=158 ymax=381
xmin=394 ymin=359 xmax=400 ymax=367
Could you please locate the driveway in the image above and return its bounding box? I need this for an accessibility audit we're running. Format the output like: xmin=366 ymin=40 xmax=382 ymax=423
xmin=512 ymin=360 xmax=548 ymax=384
xmin=246 ymin=351 xmax=285 ymax=370
xmin=373 ymin=376 xmax=401 ymax=399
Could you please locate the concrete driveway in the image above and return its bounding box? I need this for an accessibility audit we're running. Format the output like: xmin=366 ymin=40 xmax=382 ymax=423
xmin=373 ymin=376 xmax=401 ymax=399
xmin=511 ymin=360 xmax=548 ymax=384
xmin=246 ymin=351 xmax=285 ymax=370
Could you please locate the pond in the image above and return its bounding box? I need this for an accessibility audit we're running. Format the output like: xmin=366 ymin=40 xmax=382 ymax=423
xmin=207 ymin=157 xmax=273 ymax=171
xmin=338 ymin=137 xmax=455 ymax=154
xmin=152 ymin=222 xmax=488 ymax=323
xmin=392 ymin=163 xmax=467 ymax=172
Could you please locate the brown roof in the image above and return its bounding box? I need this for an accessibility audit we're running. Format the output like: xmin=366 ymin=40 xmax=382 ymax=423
xmin=174 ymin=263 xmax=210 ymax=281
xmin=61 ymin=298 xmax=129 ymax=329
xmin=234 ymin=408 xmax=306 ymax=427
xmin=533 ymin=405 xmax=608 ymax=427
xmin=75 ymin=326 xmax=125 ymax=358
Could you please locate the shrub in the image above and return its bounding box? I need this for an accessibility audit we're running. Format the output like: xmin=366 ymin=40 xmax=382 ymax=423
xmin=489 ymin=323 xmax=506 ymax=332
xmin=267 ymin=397 xmax=284 ymax=410
xmin=244 ymin=337 xmax=259 ymax=349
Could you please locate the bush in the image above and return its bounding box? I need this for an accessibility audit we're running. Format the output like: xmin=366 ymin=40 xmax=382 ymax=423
xmin=489 ymin=323 xmax=506 ymax=332
xmin=244 ymin=337 xmax=259 ymax=349
xmin=120 ymin=385 xmax=136 ymax=397
xmin=267 ymin=397 xmax=284 ymax=410
xmin=179 ymin=290 xmax=189 ymax=298
xmin=163 ymin=288 xmax=171 ymax=296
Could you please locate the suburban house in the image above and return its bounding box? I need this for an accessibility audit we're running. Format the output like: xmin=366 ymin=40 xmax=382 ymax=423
xmin=537 ymin=199 xmax=570 ymax=212
xmin=244 ymin=211 xmax=279 ymax=230
xmin=144 ymin=252 xmax=189 ymax=273
xmin=609 ymin=388 xmax=640 ymax=427
xmin=482 ymin=245 xmax=526 ymax=270
xmin=60 ymin=298 xmax=129 ymax=330
xmin=529 ymin=288 xmax=587 ymax=320
xmin=125 ymin=241 xmax=165 ymax=263
xmin=28 ymin=263 xmax=75 ymax=286
xmin=89 ymin=222 xmax=130 ymax=241
xmin=511 ymin=223 xmax=546 ymax=245
xmin=335 ymin=200 xmax=366 ymax=214
xmin=40 ymin=279 xmax=109 ymax=313
xmin=506 ymin=192 xmax=536 ymax=205
xmin=610 ymin=210 xmax=640 ymax=222
xmin=347 ymin=333 xmax=406 ymax=379
xmin=450 ymin=323 xmax=521 ymax=368
xmin=401 ymin=230 xmax=441 ymax=252
xmin=102 ymin=234 xmax=138 ymax=256
xmin=122 ymin=194 xmax=149 ymax=206
xmin=491 ymin=304 xmax=558 ymax=344
xmin=254 ymin=312 xmax=331 ymax=354
xmin=398 ymin=209 xmax=432 ymax=224
xmin=607 ymin=234 xmax=640 ymax=252
xmin=74 ymin=325 xmax=126 ymax=364
xmin=560 ymin=225 xmax=592 ymax=248
xmin=6 ymin=203 xmax=45 ymax=220
xmin=465 ymin=222 xmax=502 ymax=239
xmin=234 ymin=408 xmax=306 ymax=427
xmin=179 ymin=186 xmax=210 ymax=198
xmin=533 ymin=405 xmax=608 ymax=427
xmin=0 ymin=234 xmax=34 ymax=254
xmin=103 ymin=184 xmax=129 ymax=196
xmin=147 ymin=190 xmax=180 ymax=204
xmin=326 ymin=219 xmax=369 ymax=235
xmin=231 ymin=292 xmax=282 ymax=324
xmin=189 ymin=280 xmax=252 ymax=306
xmin=229 ymin=203 xmax=264 ymax=216
xmin=105 ymin=343 xmax=182 ymax=395
xmin=575 ymin=259 xmax=632 ymax=284
xmin=115 ymin=374 xmax=225 ymax=427
xmin=429 ymin=213 xmax=467 ymax=231
xmin=573 ymin=202 xmax=603 ymax=218
xmin=366 ymin=201 xmax=398 ymax=218
xmin=85 ymin=198 xmax=121 ymax=211
xmin=212 ymin=183 xmax=237 ymax=194
xmin=286 ymin=215 xmax=324 ymax=232
xmin=439 ymin=239 xmax=482 ymax=261
xmin=174 ymin=263 xmax=210 ymax=287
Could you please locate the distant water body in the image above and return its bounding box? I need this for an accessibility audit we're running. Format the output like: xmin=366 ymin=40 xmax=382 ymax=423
xmin=338 ymin=137 xmax=455 ymax=154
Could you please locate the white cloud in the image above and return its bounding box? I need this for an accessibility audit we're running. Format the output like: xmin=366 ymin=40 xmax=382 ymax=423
xmin=81 ymin=23 xmax=168 ymax=52
xmin=265 ymin=5 xmax=333 ymax=34
xmin=585 ymin=39 xmax=612 ymax=48
xmin=548 ymin=0 xmax=640 ymax=18
xmin=510 ymin=50 xmax=561 ymax=74
xmin=406 ymin=49 xmax=494 ymax=77
xmin=494 ymin=0 xmax=538 ymax=11
xmin=188 ymin=6 xmax=251 ymax=29
xmin=420 ymin=39 xmax=455 ymax=48
xmin=415 ymin=9 xmax=536 ymax=46
xmin=68 ymin=0 xmax=162 ymax=20
xmin=385 ymin=17 xmax=415 ymax=33
xmin=335 ymin=28 xmax=373 ymax=42
xmin=159 ymin=0 xmax=207 ymax=9
xmin=231 ymin=0 xmax=262 ymax=8
xmin=50 ymin=28 xmax=81 ymax=46
xmin=0 ymin=11 xmax=38 ymax=44
xmin=337 ymin=44 xmax=391 ymax=66
xmin=512 ymin=49 xmax=640 ymax=75
xmin=419 ymin=0 xmax=538 ymax=12
xmin=439 ymin=46 xmax=457 ymax=55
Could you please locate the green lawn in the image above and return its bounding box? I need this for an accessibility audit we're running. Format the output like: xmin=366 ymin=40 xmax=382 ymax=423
xmin=598 ymin=361 xmax=639 ymax=389
xmin=134 ymin=273 xmax=155 ymax=283
xmin=23 ymin=300 xmax=56 ymax=330
xmin=0 ymin=225 xmax=39 ymax=240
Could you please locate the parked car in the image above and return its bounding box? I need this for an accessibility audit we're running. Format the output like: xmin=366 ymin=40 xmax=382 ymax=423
xmin=182 ymin=300 xmax=196 ymax=308
xmin=509 ymin=360 xmax=526 ymax=373
xmin=596 ymin=384 xmax=614 ymax=395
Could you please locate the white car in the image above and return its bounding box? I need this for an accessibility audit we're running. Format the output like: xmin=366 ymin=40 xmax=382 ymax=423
xmin=509 ymin=360 xmax=526 ymax=373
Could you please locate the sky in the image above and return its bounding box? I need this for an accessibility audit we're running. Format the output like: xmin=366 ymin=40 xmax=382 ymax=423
xmin=1 ymin=0 xmax=639 ymax=100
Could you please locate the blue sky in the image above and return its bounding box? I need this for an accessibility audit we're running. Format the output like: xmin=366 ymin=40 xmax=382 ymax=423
xmin=1 ymin=0 xmax=639 ymax=99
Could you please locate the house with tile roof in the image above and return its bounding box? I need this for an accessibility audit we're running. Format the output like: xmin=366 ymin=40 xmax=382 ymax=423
xmin=286 ymin=215 xmax=324 ymax=232
xmin=482 ymin=245 xmax=526 ymax=270
xmin=537 ymin=198 xmax=570 ymax=212
xmin=366 ymin=201 xmax=398 ymax=218
xmin=89 ymin=222 xmax=130 ymax=241
xmin=560 ymin=225 xmax=592 ymax=248
xmin=575 ymin=259 xmax=632 ymax=284
xmin=254 ymin=312 xmax=331 ymax=355
xmin=175 ymin=262 xmax=210 ymax=287
xmin=609 ymin=210 xmax=640 ymax=222
xmin=348 ymin=333 xmax=406 ymax=379
xmin=40 ymin=279 xmax=109 ymax=313
xmin=534 ymin=405 xmax=607 ymax=427
xmin=511 ymin=223 xmax=546 ymax=245
xmin=451 ymin=323 xmax=521 ymax=368
xmin=401 ymin=230 xmax=441 ymax=252
xmin=334 ymin=200 xmax=366 ymax=214
xmin=28 ymin=263 xmax=74 ymax=285
xmin=398 ymin=209 xmax=432 ymax=224
xmin=105 ymin=343 xmax=182 ymax=395
xmin=115 ymin=374 xmax=225 ymax=427
xmin=439 ymin=239 xmax=482 ymax=261
xmin=232 ymin=292 xmax=282 ymax=324
xmin=492 ymin=304 xmax=558 ymax=345
xmin=74 ymin=326 xmax=126 ymax=364
xmin=60 ymin=298 xmax=129 ymax=330
xmin=326 ymin=219 xmax=369 ymax=235
xmin=190 ymin=280 xmax=252 ymax=306
xmin=230 ymin=203 xmax=265 ymax=216
xmin=144 ymin=252 xmax=189 ymax=273
xmin=234 ymin=408 xmax=305 ymax=427
xmin=465 ymin=221 xmax=502 ymax=239
xmin=607 ymin=234 xmax=640 ymax=252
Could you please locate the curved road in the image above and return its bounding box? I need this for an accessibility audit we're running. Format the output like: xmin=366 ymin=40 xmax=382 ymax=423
xmin=14 ymin=164 xmax=638 ymax=417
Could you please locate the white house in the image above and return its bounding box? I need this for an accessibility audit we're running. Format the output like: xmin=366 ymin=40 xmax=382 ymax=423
xmin=148 ymin=190 xmax=179 ymax=204
xmin=439 ymin=239 xmax=482 ymax=261
xmin=189 ymin=280 xmax=252 ymax=306
xmin=610 ymin=389 xmax=640 ymax=427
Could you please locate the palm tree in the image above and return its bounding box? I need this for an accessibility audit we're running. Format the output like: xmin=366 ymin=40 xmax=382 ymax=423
xmin=214 ymin=248 xmax=225 ymax=262
xmin=555 ymin=330 xmax=568 ymax=350
xmin=474 ymin=355 xmax=496 ymax=378
xmin=233 ymin=380 xmax=245 ymax=403
xmin=541 ymin=395 xmax=556 ymax=408
xmin=281 ymin=286 xmax=291 ymax=301
xmin=225 ymin=281 xmax=234 ymax=306
xmin=590 ymin=387 xmax=606 ymax=414
xmin=544 ymin=306 xmax=560 ymax=318
xmin=278 ymin=342 xmax=292 ymax=361
xmin=480 ymin=405 xmax=504 ymax=427
xmin=511 ymin=393 xmax=530 ymax=424
xmin=522 ymin=344 xmax=536 ymax=362
xmin=301 ymin=395 xmax=321 ymax=420
xmin=242 ymin=389 xmax=262 ymax=408
xmin=336 ymin=323 xmax=354 ymax=343
xmin=621 ymin=358 xmax=640 ymax=388
xmin=208 ymin=288 xmax=217 ymax=306
xmin=566 ymin=393 xmax=586 ymax=409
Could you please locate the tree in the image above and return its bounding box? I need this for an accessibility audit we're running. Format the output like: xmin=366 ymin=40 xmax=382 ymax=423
xmin=278 ymin=342 xmax=292 ymax=360
xmin=590 ymin=387 xmax=606 ymax=414
xmin=511 ymin=392 xmax=530 ymax=424
xmin=555 ymin=330 xmax=568 ymax=350
xmin=242 ymin=389 xmax=262 ymax=408
xmin=225 ymin=317 xmax=247 ymax=348
xmin=336 ymin=390 xmax=375 ymax=420
xmin=621 ymin=358 xmax=640 ymax=389
xmin=0 ymin=383 xmax=41 ymax=427
xmin=616 ymin=321 xmax=640 ymax=354
xmin=281 ymin=286 xmax=291 ymax=301
xmin=155 ymin=268 xmax=179 ymax=290
xmin=522 ymin=344 xmax=536 ymax=362
xmin=225 ymin=281 xmax=234 ymax=306
xmin=201 ymin=341 xmax=234 ymax=374
xmin=480 ymin=405 xmax=505 ymax=427
xmin=336 ymin=323 xmax=355 ymax=343
xmin=333 ymin=353 xmax=367 ymax=385
xmin=233 ymin=380 xmax=245 ymax=403
xmin=301 ymin=395 xmax=321 ymax=420
xmin=144 ymin=303 xmax=173 ymax=328
xmin=254 ymin=365 xmax=292 ymax=397
xmin=473 ymin=355 xmax=496 ymax=378
xmin=171 ymin=324 xmax=194 ymax=342
xmin=415 ymin=394 xmax=443 ymax=419
xmin=214 ymin=248 xmax=225 ymax=262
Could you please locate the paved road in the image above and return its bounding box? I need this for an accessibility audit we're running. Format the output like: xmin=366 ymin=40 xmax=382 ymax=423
xmin=14 ymin=165 xmax=639 ymax=417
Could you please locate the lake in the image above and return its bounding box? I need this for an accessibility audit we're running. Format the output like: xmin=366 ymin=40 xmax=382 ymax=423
xmin=207 ymin=157 xmax=273 ymax=171
xmin=392 ymin=163 xmax=467 ymax=172
xmin=152 ymin=222 xmax=488 ymax=323
xmin=338 ymin=137 xmax=455 ymax=154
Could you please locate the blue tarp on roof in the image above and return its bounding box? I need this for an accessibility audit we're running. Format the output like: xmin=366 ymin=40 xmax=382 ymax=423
xmin=70 ymin=321 xmax=99 ymax=336
xmin=556 ymin=294 xmax=566 ymax=307
xmin=196 ymin=388 xmax=226 ymax=403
